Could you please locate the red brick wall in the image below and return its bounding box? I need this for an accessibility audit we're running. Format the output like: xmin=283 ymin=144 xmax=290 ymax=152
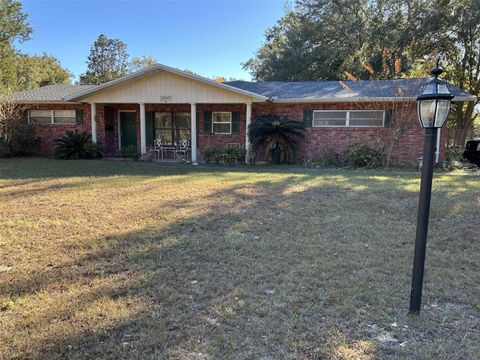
xmin=21 ymin=103 xmax=91 ymax=155
xmin=252 ymin=102 xmax=447 ymax=166
xmin=22 ymin=101 xmax=447 ymax=166
xmin=197 ymin=104 xmax=246 ymax=160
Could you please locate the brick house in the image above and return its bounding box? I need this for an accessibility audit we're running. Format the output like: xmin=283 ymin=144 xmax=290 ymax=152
xmin=12 ymin=63 xmax=475 ymax=165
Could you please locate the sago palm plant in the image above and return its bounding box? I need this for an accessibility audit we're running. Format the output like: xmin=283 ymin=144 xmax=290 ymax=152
xmin=248 ymin=114 xmax=305 ymax=164
xmin=54 ymin=130 xmax=92 ymax=159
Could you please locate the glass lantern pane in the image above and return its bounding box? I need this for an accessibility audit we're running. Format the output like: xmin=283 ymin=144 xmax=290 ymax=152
xmin=418 ymin=100 xmax=436 ymax=127
xmin=434 ymin=100 xmax=451 ymax=127
xmin=437 ymin=83 xmax=451 ymax=94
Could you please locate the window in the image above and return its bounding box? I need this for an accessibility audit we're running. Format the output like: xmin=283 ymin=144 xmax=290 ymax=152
xmin=53 ymin=110 xmax=76 ymax=124
xmin=154 ymin=112 xmax=191 ymax=145
xmin=313 ymin=111 xmax=347 ymax=127
xmin=29 ymin=110 xmax=52 ymax=124
xmin=312 ymin=110 xmax=384 ymax=127
xmin=212 ymin=112 xmax=232 ymax=134
xmin=29 ymin=110 xmax=76 ymax=124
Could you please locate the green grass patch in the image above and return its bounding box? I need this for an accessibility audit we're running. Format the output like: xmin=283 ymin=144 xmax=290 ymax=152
xmin=0 ymin=158 xmax=479 ymax=359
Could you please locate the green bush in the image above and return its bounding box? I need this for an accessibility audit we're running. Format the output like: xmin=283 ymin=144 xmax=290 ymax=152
xmin=446 ymin=145 xmax=464 ymax=162
xmin=54 ymin=131 xmax=101 ymax=160
xmin=201 ymin=147 xmax=247 ymax=165
xmin=84 ymin=142 xmax=103 ymax=159
xmin=304 ymin=147 xmax=342 ymax=168
xmin=0 ymin=124 xmax=42 ymax=158
xmin=343 ymin=141 xmax=382 ymax=168
xmin=201 ymin=147 xmax=216 ymax=164
xmin=304 ymin=143 xmax=382 ymax=169
xmin=0 ymin=139 xmax=11 ymax=158
xmin=120 ymin=145 xmax=138 ymax=159
xmin=11 ymin=125 xmax=42 ymax=156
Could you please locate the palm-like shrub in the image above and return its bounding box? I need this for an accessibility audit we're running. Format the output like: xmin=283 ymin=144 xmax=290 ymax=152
xmin=248 ymin=114 xmax=305 ymax=164
xmin=54 ymin=131 xmax=95 ymax=159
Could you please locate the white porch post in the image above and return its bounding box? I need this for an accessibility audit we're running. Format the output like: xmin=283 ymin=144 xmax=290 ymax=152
xmin=90 ymin=103 xmax=97 ymax=143
xmin=139 ymin=103 xmax=146 ymax=155
xmin=245 ymin=102 xmax=252 ymax=163
xmin=190 ymin=103 xmax=198 ymax=164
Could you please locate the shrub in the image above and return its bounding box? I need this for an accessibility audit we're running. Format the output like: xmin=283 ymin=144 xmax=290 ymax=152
xmin=248 ymin=114 xmax=305 ymax=164
xmin=54 ymin=131 xmax=96 ymax=160
xmin=446 ymin=145 xmax=464 ymax=162
xmin=233 ymin=147 xmax=247 ymax=163
xmin=201 ymin=147 xmax=216 ymax=164
xmin=0 ymin=139 xmax=10 ymax=158
xmin=201 ymin=147 xmax=247 ymax=165
xmin=343 ymin=141 xmax=382 ymax=168
xmin=120 ymin=145 xmax=138 ymax=159
xmin=0 ymin=124 xmax=42 ymax=158
xmin=11 ymin=125 xmax=42 ymax=156
xmin=304 ymin=147 xmax=342 ymax=168
xmin=84 ymin=142 xmax=103 ymax=159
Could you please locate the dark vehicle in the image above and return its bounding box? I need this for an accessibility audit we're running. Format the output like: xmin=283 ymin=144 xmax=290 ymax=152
xmin=463 ymin=138 xmax=480 ymax=166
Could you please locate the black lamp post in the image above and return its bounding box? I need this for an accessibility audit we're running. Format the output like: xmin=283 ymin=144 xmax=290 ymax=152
xmin=409 ymin=58 xmax=454 ymax=314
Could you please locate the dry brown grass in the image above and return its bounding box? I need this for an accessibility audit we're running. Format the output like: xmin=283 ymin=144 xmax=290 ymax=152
xmin=0 ymin=158 xmax=479 ymax=359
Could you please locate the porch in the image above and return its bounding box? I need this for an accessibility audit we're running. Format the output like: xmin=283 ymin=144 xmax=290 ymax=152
xmin=91 ymin=102 xmax=253 ymax=163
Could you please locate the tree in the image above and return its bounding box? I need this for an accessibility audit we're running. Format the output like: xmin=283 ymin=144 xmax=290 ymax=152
xmin=248 ymin=114 xmax=305 ymax=164
xmin=80 ymin=34 xmax=130 ymax=84
xmin=15 ymin=53 xmax=72 ymax=89
xmin=130 ymin=56 xmax=157 ymax=72
xmin=0 ymin=0 xmax=32 ymax=45
xmin=0 ymin=0 xmax=32 ymax=91
xmin=1 ymin=1 xmax=71 ymax=91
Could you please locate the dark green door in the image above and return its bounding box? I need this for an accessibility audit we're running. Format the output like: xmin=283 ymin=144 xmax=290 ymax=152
xmin=120 ymin=112 xmax=137 ymax=150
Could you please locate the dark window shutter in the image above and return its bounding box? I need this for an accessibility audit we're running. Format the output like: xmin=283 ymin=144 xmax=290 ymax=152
xmin=231 ymin=112 xmax=240 ymax=135
xmin=384 ymin=109 xmax=394 ymax=128
xmin=76 ymin=109 xmax=84 ymax=125
xmin=146 ymin=111 xmax=154 ymax=145
xmin=196 ymin=112 xmax=200 ymax=145
xmin=21 ymin=109 xmax=29 ymax=123
xmin=303 ymin=109 xmax=313 ymax=127
xmin=203 ymin=111 xmax=212 ymax=133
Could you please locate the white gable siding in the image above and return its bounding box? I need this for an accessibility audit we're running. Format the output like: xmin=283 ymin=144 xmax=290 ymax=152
xmin=82 ymin=71 xmax=254 ymax=104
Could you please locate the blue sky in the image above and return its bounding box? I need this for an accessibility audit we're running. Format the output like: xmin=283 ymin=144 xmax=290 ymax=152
xmin=17 ymin=0 xmax=287 ymax=82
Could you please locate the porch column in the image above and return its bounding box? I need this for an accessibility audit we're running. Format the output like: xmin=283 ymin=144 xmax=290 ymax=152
xmin=139 ymin=102 xmax=146 ymax=154
xmin=245 ymin=102 xmax=252 ymax=163
xmin=190 ymin=103 xmax=198 ymax=164
xmin=90 ymin=103 xmax=97 ymax=143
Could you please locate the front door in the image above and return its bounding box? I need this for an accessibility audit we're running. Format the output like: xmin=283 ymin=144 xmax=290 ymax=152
xmin=120 ymin=112 xmax=137 ymax=150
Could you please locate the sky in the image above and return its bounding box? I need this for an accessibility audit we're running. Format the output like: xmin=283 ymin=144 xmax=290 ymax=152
xmin=17 ymin=0 xmax=287 ymax=82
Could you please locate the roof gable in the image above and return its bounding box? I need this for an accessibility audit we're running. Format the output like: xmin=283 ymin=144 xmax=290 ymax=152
xmin=65 ymin=64 xmax=265 ymax=102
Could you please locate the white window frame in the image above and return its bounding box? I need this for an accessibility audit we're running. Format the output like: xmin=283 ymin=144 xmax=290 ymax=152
xmin=312 ymin=110 xmax=385 ymax=128
xmin=212 ymin=111 xmax=232 ymax=134
xmin=28 ymin=110 xmax=76 ymax=125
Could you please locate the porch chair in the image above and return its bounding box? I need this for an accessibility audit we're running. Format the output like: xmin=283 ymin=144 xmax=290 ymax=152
xmin=175 ymin=139 xmax=190 ymax=161
xmin=150 ymin=139 xmax=164 ymax=158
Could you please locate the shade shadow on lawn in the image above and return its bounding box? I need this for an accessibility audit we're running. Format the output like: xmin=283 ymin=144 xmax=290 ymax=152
xmin=0 ymin=159 xmax=478 ymax=359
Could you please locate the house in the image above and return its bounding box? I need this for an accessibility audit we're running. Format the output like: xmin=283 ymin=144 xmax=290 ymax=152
xmin=12 ymin=63 xmax=475 ymax=165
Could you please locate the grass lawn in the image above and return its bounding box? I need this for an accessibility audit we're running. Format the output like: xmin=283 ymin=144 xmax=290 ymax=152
xmin=0 ymin=158 xmax=479 ymax=359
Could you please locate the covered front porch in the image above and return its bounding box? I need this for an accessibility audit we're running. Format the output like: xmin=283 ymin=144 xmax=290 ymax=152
xmin=63 ymin=64 xmax=264 ymax=164
xmin=90 ymin=102 xmax=253 ymax=163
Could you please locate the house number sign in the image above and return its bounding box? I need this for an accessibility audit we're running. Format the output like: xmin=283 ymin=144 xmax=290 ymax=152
xmin=159 ymin=95 xmax=173 ymax=102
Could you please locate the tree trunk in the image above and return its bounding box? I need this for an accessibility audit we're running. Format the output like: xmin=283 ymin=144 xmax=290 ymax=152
xmin=272 ymin=143 xmax=281 ymax=164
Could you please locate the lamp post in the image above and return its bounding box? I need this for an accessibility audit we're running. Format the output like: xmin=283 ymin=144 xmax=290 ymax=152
xmin=409 ymin=57 xmax=454 ymax=314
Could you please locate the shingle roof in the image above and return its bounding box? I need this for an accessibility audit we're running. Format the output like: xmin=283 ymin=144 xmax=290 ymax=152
xmin=11 ymin=84 xmax=98 ymax=102
xmin=11 ymin=77 xmax=475 ymax=103
xmin=226 ymin=78 xmax=476 ymax=102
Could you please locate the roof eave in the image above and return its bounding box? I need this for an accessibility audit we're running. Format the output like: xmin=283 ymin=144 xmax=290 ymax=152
xmin=270 ymin=95 xmax=476 ymax=103
xmin=12 ymin=100 xmax=83 ymax=104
